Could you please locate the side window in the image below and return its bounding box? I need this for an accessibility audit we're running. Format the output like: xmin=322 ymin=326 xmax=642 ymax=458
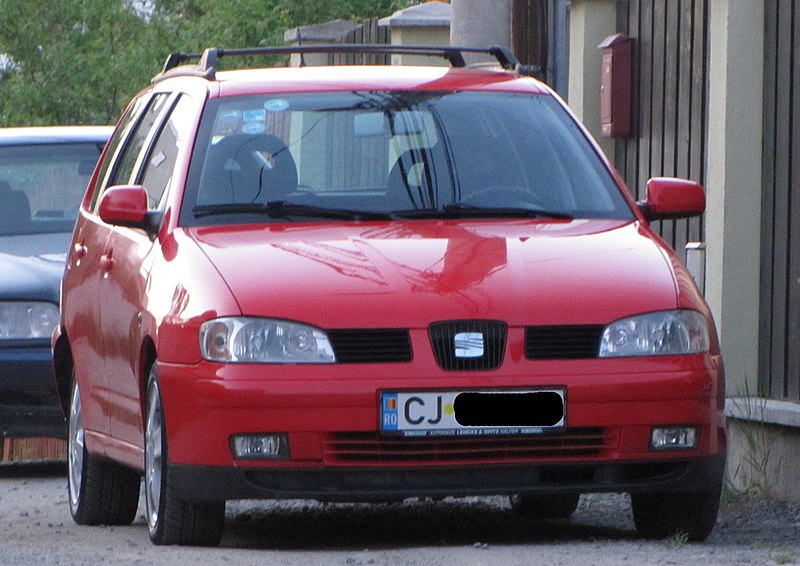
xmin=108 ymin=93 xmax=170 ymax=188
xmin=139 ymin=95 xmax=194 ymax=209
xmin=89 ymin=96 xmax=147 ymax=210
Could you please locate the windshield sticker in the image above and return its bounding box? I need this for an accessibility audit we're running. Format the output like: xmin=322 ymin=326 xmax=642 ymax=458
xmin=264 ymin=99 xmax=290 ymax=112
xmin=218 ymin=109 xmax=242 ymax=123
xmin=241 ymin=109 xmax=267 ymax=134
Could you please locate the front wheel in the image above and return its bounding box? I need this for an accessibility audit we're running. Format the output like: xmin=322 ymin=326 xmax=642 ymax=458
xmin=144 ymin=364 xmax=225 ymax=546
xmin=631 ymin=485 xmax=721 ymax=541
xmin=67 ymin=373 xmax=140 ymax=525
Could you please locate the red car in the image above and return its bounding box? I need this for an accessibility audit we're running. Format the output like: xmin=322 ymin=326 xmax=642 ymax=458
xmin=54 ymin=45 xmax=725 ymax=546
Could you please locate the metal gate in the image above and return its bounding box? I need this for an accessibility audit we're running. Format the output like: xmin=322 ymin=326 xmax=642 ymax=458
xmin=614 ymin=0 xmax=708 ymax=256
xmin=759 ymin=0 xmax=800 ymax=402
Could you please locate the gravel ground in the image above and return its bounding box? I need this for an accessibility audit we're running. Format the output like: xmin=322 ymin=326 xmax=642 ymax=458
xmin=1 ymin=462 xmax=799 ymax=565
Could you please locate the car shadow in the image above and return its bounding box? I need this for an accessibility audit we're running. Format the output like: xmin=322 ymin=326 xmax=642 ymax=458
xmin=0 ymin=460 xmax=66 ymax=478
xmin=220 ymin=496 xmax=636 ymax=550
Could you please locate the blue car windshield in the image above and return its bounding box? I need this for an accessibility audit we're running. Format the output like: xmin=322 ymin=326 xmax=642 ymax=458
xmin=182 ymin=91 xmax=634 ymax=225
xmin=0 ymin=143 xmax=103 ymax=236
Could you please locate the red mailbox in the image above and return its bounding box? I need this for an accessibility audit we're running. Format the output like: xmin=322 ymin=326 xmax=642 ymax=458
xmin=599 ymin=33 xmax=632 ymax=138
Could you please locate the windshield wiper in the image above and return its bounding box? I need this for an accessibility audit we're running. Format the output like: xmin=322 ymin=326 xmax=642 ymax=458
xmin=193 ymin=201 xmax=395 ymax=221
xmin=391 ymin=203 xmax=573 ymax=220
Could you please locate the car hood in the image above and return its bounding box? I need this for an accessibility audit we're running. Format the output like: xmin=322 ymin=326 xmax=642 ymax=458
xmin=0 ymin=251 xmax=64 ymax=303
xmin=0 ymin=232 xmax=72 ymax=258
xmin=189 ymin=219 xmax=682 ymax=328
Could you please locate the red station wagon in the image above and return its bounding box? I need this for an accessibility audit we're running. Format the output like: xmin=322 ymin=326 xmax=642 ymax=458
xmin=53 ymin=45 xmax=726 ymax=546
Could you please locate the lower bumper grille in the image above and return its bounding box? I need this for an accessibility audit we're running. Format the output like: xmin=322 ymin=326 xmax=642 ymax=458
xmin=323 ymin=428 xmax=609 ymax=465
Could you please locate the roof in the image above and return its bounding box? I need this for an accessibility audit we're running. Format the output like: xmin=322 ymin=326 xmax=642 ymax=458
xmin=0 ymin=126 xmax=113 ymax=145
xmin=153 ymin=45 xmax=545 ymax=94
xmin=155 ymin=45 xmax=537 ymax=81
xmin=209 ymin=64 xmax=548 ymax=97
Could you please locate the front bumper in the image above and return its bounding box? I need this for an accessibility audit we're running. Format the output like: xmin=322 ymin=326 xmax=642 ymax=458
xmin=170 ymin=455 xmax=726 ymax=502
xmin=0 ymin=345 xmax=66 ymax=438
xmin=156 ymin=354 xmax=725 ymax=498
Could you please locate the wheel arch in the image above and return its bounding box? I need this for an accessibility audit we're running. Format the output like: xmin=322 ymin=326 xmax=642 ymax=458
xmin=52 ymin=329 xmax=74 ymax=418
xmin=139 ymin=337 xmax=158 ymax=430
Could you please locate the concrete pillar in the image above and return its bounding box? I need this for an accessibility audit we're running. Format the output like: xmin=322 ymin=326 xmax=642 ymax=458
xmin=567 ymin=0 xmax=616 ymax=160
xmin=705 ymin=1 xmax=764 ymax=396
xmin=450 ymin=0 xmax=512 ymax=63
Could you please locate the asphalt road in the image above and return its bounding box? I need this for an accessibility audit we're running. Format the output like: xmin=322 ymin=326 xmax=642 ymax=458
xmin=1 ymin=461 xmax=799 ymax=565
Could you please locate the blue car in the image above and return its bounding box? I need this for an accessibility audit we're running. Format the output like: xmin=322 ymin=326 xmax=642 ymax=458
xmin=0 ymin=126 xmax=111 ymax=439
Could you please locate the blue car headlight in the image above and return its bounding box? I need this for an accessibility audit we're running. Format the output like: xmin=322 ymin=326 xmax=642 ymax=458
xmin=0 ymin=301 xmax=60 ymax=340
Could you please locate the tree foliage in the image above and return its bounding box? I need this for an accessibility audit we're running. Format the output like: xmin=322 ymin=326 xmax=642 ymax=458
xmin=0 ymin=0 xmax=417 ymax=126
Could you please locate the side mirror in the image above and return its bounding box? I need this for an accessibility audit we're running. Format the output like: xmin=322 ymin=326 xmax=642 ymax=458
xmin=98 ymin=185 xmax=162 ymax=235
xmin=637 ymin=177 xmax=705 ymax=222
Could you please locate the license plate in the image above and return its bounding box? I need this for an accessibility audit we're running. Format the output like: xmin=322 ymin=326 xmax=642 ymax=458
xmin=380 ymin=389 xmax=565 ymax=437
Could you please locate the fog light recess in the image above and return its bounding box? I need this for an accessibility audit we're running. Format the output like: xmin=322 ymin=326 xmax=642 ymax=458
xmin=651 ymin=426 xmax=697 ymax=450
xmin=231 ymin=434 xmax=289 ymax=460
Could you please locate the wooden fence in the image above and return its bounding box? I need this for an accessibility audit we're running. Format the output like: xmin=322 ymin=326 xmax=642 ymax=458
xmin=332 ymin=18 xmax=390 ymax=65
xmin=2 ymin=437 xmax=66 ymax=463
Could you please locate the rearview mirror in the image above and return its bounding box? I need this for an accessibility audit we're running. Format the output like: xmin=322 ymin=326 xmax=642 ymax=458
xmin=98 ymin=184 xmax=162 ymax=235
xmin=637 ymin=177 xmax=705 ymax=222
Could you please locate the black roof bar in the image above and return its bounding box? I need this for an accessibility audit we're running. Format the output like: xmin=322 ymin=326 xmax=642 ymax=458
xmin=156 ymin=44 xmax=531 ymax=81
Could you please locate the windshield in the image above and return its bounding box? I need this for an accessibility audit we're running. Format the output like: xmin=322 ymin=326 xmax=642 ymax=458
xmin=181 ymin=91 xmax=633 ymax=225
xmin=0 ymin=142 xmax=104 ymax=236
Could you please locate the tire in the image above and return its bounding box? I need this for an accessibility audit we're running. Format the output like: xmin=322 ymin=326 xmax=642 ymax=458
xmin=631 ymin=485 xmax=721 ymax=542
xmin=510 ymin=493 xmax=581 ymax=520
xmin=67 ymin=374 xmax=140 ymax=525
xmin=144 ymin=364 xmax=225 ymax=546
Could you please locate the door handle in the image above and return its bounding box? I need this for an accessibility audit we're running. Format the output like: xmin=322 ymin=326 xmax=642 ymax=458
xmin=100 ymin=251 xmax=114 ymax=273
xmin=73 ymin=242 xmax=87 ymax=259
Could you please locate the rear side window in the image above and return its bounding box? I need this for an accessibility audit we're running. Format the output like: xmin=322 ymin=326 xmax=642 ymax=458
xmin=91 ymin=93 xmax=169 ymax=211
xmin=109 ymin=94 xmax=169 ymax=188
xmin=90 ymin=96 xmax=146 ymax=210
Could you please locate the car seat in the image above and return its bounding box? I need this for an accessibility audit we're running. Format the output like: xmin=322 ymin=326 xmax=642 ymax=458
xmin=0 ymin=180 xmax=32 ymax=233
xmin=198 ymin=134 xmax=298 ymax=205
xmin=385 ymin=147 xmax=443 ymax=210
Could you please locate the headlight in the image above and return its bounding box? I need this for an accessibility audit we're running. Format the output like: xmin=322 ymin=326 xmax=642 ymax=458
xmin=599 ymin=310 xmax=710 ymax=357
xmin=0 ymin=301 xmax=60 ymax=340
xmin=199 ymin=317 xmax=336 ymax=363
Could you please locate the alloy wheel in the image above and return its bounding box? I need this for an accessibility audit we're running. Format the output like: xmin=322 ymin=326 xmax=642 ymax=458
xmin=67 ymin=381 xmax=84 ymax=511
xmin=144 ymin=381 xmax=164 ymax=532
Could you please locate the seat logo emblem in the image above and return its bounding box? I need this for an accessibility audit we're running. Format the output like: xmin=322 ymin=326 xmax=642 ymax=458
xmin=454 ymin=332 xmax=484 ymax=358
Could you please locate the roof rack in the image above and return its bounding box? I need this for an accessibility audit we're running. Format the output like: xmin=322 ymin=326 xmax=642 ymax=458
xmin=155 ymin=44 xmax=541 ymax=82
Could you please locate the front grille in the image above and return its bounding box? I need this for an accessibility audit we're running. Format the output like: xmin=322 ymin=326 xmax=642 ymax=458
xmin=327 ymin=328 xmax=412 ymax=363
xmin=525 ymin=325 xmax=605 ymax=360
xmin=324 ymin=428 xmax=608 ymax=465
xmin=428 ymin=320 xmax=507 ymax=371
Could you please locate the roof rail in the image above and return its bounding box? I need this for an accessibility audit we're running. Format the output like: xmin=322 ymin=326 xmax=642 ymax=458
xmin=155 ymin=44 xmax=536 ymax=82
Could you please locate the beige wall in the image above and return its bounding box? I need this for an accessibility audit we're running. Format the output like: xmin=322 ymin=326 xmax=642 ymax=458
xmin=391 ymin=26 xmax=451 ymax=66
xmin=567 ymin=0 xmax=616 ymax=160
xmin=705 ymin=0 xmax=763 ymax=396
